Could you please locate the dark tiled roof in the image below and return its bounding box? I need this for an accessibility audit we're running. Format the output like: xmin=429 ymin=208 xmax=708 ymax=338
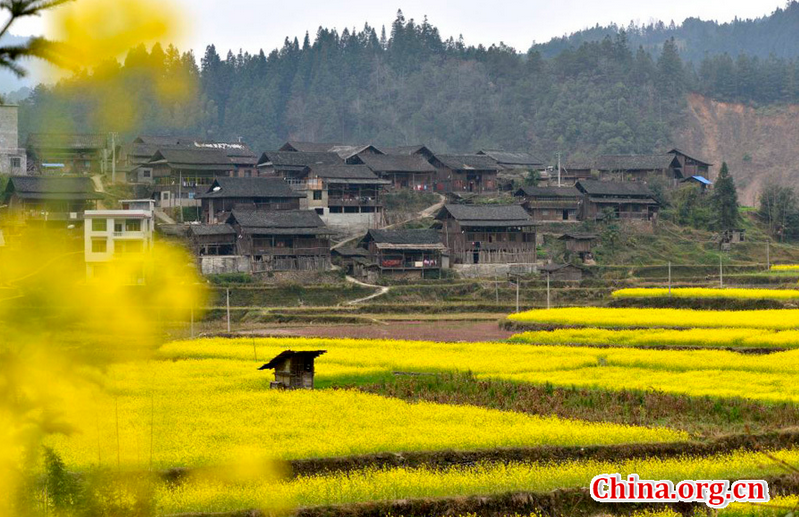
xmin=576 ymin=180 xmax=655 ymax=198
xmin=539 ymin=263 xmax=583 ymax=273
xmin=310 ymin=164 xmax=386 ymax=182
xmin=149 ymin=148 xmax=232 ymax=167
xmin=27 ymin=133 xmax=106 ymax=150
xmin=259 ymin=350 xmax=326 ymax=370
xmin=668 ymin=148 xmax=713 ymax=166
xmin=258 ymin=151 xmax=343 ymax=168
xmin=477 ymin=150 xmax=544 ymax=167
xmin=366 ymin=229 xmax=442 ymax=245
xmin=357 ymin=153 xmax=436 ymax=173
xmin=515 ymin=186 xmax=581 ymax=198
xmin=228 ymin=209 xmax=328 ymax=232
xmin=594 ymin=154 xmax=678 ymax=171
xmin=197 ymin=177 xmax=303 ymax=199
xmin=558 ymin=232 xmax=599 ymax=240
xmin=6 ymin=176 xmax=100 ymax=200
xmin=328 ymin=144 xmax=382 ymax=160
xmin=434 ymin=154 xmax=500 ymax=171
xmin=437 ymin=204 xmax=535 ymax=227
xmin=381 ymin=145 xmax=431 ymax=156
xmin=279 ymin=141 xmax=341 ymax=153
xmin=189 ymin=224 xmax=236 ymax=236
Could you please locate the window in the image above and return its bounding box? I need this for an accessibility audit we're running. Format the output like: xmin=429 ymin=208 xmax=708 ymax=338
xmin=125 ymin=219 xmax=142 ymax=232
xmin=314 ymin=208 xmax=324 ymax=215
xmin=11 ymin=157 xmax=20 ymax=168
xmin=118 ymin=241 xmax=143 ymax=253
xmin=142 ymin=169 xmax=151 ymax=178
xmin=313 ymin=190 xmax=322 ymax=200
xmin=92 ymin=218 xmax=107 ymax=232
xmin=114 ymin=220 xmax=123 ymax=233
xmin=91 ymin=239 xmax=107 ymax=253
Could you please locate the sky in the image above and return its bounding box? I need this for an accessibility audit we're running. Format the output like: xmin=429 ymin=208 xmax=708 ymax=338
xmin=14 ymin=0 xmax=787 ymax=56
xmin=3 ymin=0 xmax=786 ymax=89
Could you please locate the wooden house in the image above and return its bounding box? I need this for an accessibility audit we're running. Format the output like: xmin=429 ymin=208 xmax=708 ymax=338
xmin=331 ymin=144 xmax=384 ymax=162
xmin=668 ymin=149 xmax=712 ymax=178
xmin=719 ymin=229 xmax=746 ymax=250
xmin=26 ymin=133 xmax=108 ymax=175
xmin=539 ymin=263 xmax=587 ymax=281
xmin=279 ymin=141 xmax=341 ymax=153
xmin=477 ymin=149 xmax=544 ymax=190
xmin=514 ymin=186 xmax=582 ymax=222
xmin=435 ymin=204 xmax=536 ymax=265
xmin=189 ymin=224 xmax=237 ymax=256
xmin=147 ymin=148 xmax=236 ymax=208
xmin=558 ymin=232 xmax=599 ymax=263
xmin=304 ymin=164 xmax=390 ymax=230
xmin=381 ymin=144 xmax=435 ymax=161
xmin=359 ymin=228 xmax=448 ymax=279
xmin=258 ymin=350 xmax=326 ymax=390
xmin=576 ymin=180 xmax=659 ymax=221
xmin=256 ymin=151 xmax=343 ymax=187
xmin=429 ymin=154 xmax=500 ymax=193
xmin=196 ymin=177 xmax=304 ymax=223
xmin=352 ymin=153 xmax=437 ymax=190
xmin=681 ymin=175 xmax=713 ymax=192
xmin=3 ymin=176 xmax=100 ymax=225
xmin=593 ymin=154 xmax=683 ymax=182
xmin=226 ymin=209 xmax=331 ymax=272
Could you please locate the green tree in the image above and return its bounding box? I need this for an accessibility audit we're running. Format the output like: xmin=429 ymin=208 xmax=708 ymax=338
xmin=0 ymin=1 xmax=71 ymax=80
xmin=758 ymin=183 xmax=799 ymax=241
xmin=711 ymin=162 xmax=740 ymax=231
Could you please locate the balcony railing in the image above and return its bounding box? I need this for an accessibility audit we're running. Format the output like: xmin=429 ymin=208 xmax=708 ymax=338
xmin=252 ymin=246 xmax=330 ymax=256
xmin=327 ymin=197 xmax=382 ymax=207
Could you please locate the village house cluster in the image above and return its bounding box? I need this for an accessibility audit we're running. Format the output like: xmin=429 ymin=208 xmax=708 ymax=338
xmin=0 ymin=114 xmax=717 ymax=280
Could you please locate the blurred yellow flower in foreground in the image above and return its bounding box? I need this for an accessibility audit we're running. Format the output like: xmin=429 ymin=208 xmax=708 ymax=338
xmin=48 ymin=0 xmax=186 ymax=70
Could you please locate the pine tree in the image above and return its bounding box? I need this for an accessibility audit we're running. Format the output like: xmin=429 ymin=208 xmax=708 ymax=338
xmin=712 ymin=162 xmax=740 ymax=231
xmin=0 ymin=0 xmax=72 ymax=79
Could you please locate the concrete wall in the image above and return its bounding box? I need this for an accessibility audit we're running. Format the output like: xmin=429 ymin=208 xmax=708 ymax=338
xmin=454 ymin=262 xmax=537 ymax=278
xmin=0 ymin=105 xmax=25 ymax=175
xmin=200 ymin=255 xmax=251 ymax=275
xmin=321 ymin=211 xmax=380 ymax=232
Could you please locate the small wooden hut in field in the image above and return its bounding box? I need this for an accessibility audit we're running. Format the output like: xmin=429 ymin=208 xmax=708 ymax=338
xmin=258 ymin=350 xmax=326 ymax=390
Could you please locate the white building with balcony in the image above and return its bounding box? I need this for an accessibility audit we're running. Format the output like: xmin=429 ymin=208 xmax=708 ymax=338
xmin=84 ymin=201 xmax=154 ymax=282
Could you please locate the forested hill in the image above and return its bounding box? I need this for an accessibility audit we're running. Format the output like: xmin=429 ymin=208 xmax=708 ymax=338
xmin=535 ymin=2 xmax=799 ymax=62
xmin=18 ymin=11 xmax=799 ymax=165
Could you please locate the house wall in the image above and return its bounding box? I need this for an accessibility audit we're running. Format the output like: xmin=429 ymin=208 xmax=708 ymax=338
xmin=200 ymin=255 xmax=250 ymax=275
xmin=440 ymin=218 xmax=536 ymax=265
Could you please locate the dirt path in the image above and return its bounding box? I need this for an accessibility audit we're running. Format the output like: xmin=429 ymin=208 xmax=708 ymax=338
xmin=249 ymin=320 xmax=513 ymax=342
xmin=343 ymin=275 xmax=390 ymax=305
xmin=154 ymin=209 xmax=176 ymax=225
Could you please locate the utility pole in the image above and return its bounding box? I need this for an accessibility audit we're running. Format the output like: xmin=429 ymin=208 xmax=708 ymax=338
xmin=556 ymin=152 xmax=562 ymax=187
xmin=546 ymin=272 xmax=551 ymax=309
xmin=190 ymin=308 xmax=194 ymax=339
xmin=495 ymin=274 xmax=499 ymax=305
xmin=516 ymin=278 xmax=520 ymax=313
xmin=719 ymin=254 xmax=723 ymax=288
xmin=178 ymin=170 xmax=184 ymax=223
xmin=226 ymin=288 xmax=231 ymax=333
xmin=110 ymin=132 xmax=117 ymax=184
xmin=767 ymin=240 xmax=771 ymax=271
xmin=668 ymin=261 xmax=672 ymax=296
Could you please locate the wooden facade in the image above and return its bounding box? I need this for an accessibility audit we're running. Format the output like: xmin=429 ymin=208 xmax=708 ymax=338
xmin=539 ymin=263 xmax=587 ymax=281
xmin=353 ymin=153 xmax=437 ymax=190
xmin=197 ymin=177 xmax=304 ymax=223
xmin=26 ymin=133 xmax=107 ymax=175
xmin=2 ymin=176 xmax=100 ymax=225
xmin=258 ymin=350 xmax=326 ymax=389
xmin=359 ymin=229 xmax=447 ymax=278
xmin=514 ymin=186 xmax=582 ymax=222
xmin=226 ymin=210 xmax=331 ymax=272
xmin=429 ymin=154 xmax=500 ymax=193
xmin=435 ymin=204 xmax=537 ymax=265
xmin=576 ymin=180 xmax=659 ymax=221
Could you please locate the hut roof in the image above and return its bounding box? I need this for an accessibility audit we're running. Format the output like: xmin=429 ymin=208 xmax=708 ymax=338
xmin=227 ymin=209 xmax=329 ymax=235
xmin=539 ymin=263 xmax=584 ymax=273
xmin=148 ymin=148 xmax=233 ymax=169
xmin=436 ymin=204 xmax=536 ymax=227
xmin=26 ymin=133 xmax=106 ymax=150
xmin=5 ymin=176 xmax=101 ymax=201
xmin=258 ymin=350 xmax=327 ymax=370
xmin=381 ymin=144 xmax=432 ymax=156
xmin=357 ymin=153 xmax=436 ymax=173
xmin=477 ymin=149 xmax=544 ymax=167
xmin=279 ymin=141 xmax=341 ymax=153
xmin=197 ymin=177 xmax=303 ymax=199
xmin=594 ymin=154 xmax=678 ymax=171
xmin=514 ymin=186 xmax=582 ymax=198
xmin=310 ymin=164 xmax=390 ymax=185
xmin=188 ymin=224 xmax=236 ymax=236
xmin=365 ymin=228 xmax=442 ymax=245
xmin=576 ymin=180 xmax=655 ymax=198
xmin=558 ymin=232 xmax=599 ymax=241
xmin=257 ymin=151 xmax=343 ymax=168
xmin=433 ymin=154 xmax=500 ymax=171
xmin=328 ymin=144 xmax=383 ymax=160
xmin=668 ymin=148 xmax=713 ymax=166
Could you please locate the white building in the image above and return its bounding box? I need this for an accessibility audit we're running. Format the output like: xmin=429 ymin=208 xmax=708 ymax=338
xmin=0 ymin=105 xmax=27 ymax=175
xmin=84 ymin=200 xmax=155 ymax=282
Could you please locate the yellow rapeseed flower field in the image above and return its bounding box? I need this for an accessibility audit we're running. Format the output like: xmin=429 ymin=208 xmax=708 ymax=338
xmin=44 ymin=358 xmax=685 ymax=471
xmin=508 ymin=328 xmax=799 ymax=349
xmin=611 ymin=287 xmax=799 ymax=300
xmin=159 ymin=337 xmax=799 ymax=402
xmin=154 ymin=448 xmax=799 ymax=514
xmin=771 ymin=264 xmax=799 ymax=271
xmin=507 ymin=307 xmax=799 ymax=329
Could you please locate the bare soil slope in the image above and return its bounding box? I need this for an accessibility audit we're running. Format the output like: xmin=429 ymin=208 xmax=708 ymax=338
xmin=675 ymin=94 xmax=799 ymax=205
